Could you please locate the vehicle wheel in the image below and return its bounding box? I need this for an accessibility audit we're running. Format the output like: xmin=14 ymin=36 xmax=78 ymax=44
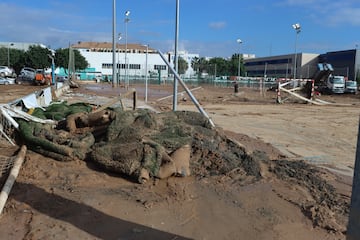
xmin=0 ymin=73 xmax=4 ymax=77
xmin=4 ymin=81 xmax=9 ymax=85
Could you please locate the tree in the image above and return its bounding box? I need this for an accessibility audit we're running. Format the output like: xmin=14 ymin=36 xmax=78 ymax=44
xmin=191 ymin=57 xmax=209 ymax=76
xmin=208 ymin=57 xmax=229 ymax=76
xmin=191 ymin=55 xmax=245 ymax=78
xmin=174 ymin=56 xmax=188 ymax=75
xmin=0 ymin=48 xmax=8 ymax=66
xmin=55 ymin=48 xmax=88 ymax=71
xmin=54 ymin=48 xmax=69 ymax=69
xmin=23 ymin=45 xmax=53 ymax=69
xmin=229 ymin=54 xmax=245 ymax=77
xmin=10 ymin=49 xmax=26 ymax=74
xmin=0 ymin=47 xmax=26 ymax=73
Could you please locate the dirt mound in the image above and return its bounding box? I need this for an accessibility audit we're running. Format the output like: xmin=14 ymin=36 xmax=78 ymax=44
xmin=269 ymin=159 xmax=349 ymax=232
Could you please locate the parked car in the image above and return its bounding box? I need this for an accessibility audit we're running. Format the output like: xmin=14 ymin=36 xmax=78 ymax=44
xmin=0 ymin=77 xmax=15 ymax=85
xmin=16 ymin=67 xmax=36 ymax=84
xmin=345 ymin=80 xmax=358 ymax=94
xmin=0 ymin=66 xmax=16 ymax=78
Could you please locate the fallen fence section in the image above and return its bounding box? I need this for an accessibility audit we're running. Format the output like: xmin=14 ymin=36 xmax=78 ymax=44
xmin=279 ymin=87 xmax=325 ymax=105
xmin=0 ymin=84 xmax=69 ymax=215
xmin=277 ymin=79 xmax=334 ymax=105
xmin=0 ymin=145 xmax=27 ymax=215
xmin=0 ymin=84 xmax=68 ymax=146
xmin=0 ymin=155 xmax=16 ymax=177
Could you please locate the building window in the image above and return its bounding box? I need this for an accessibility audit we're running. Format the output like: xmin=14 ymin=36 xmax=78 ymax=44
xmin=245 ymin=58 xmax=292 ymax=67
xmin=154 ymin=65 xmax=166 ymax=70
xmin=129 ymin=64 xmax=140 ymax=70
xmin=102 ymin=63 xmax=112 ymax=69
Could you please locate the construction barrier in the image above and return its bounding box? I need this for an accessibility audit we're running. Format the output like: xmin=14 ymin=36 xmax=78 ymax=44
xmin=276 ymin=79 xmax=318 ymax=104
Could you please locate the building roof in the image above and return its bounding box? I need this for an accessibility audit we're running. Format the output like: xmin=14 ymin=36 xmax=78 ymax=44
xmin=71 ymin=41 xmax=157 ymax=53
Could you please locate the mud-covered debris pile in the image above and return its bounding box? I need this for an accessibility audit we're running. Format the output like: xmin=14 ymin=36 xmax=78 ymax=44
xmin=15 ymin=102 xmax=349 ymax=233
xmin=89 ymin=108 xmax=261 ymax=183
xmin=18 ymin=102 xmax=97 ymax=162
xmin=17 ymin=103 xmax=261 ymax=183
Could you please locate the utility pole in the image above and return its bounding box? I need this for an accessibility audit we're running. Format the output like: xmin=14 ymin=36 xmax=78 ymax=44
xmin=173 ymin=0 xmax=179 ymax=111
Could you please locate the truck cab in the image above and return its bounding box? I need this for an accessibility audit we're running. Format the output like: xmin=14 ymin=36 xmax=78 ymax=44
xmin=327 ymin=75 xmax=345 ymax=94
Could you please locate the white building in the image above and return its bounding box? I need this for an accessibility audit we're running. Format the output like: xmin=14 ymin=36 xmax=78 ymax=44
xmin=72 ymin=42 xmax=199 ymax=80
xmin=72 ymin=42 xmax=169 ymax=80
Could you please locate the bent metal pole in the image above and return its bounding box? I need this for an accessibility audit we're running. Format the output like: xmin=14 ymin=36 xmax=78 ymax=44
xmin=157 ymin=50 xmax=215 ymax=127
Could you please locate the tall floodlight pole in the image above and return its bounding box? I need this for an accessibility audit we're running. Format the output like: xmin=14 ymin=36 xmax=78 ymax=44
xmin=112 ymin=0 xmax=117 ymax=87
xmin=236 ymin=39 xmax=242 ymax=78
xmin=173 ymin=0 xmax=179 ymax=111
xmin=117 ymin=33 xmax=122 ymax=85
xmin=125 ymin=10 xmax=130 ymax=89
xmin=144 ymin=44 xmax=149 ymax=102
xmin=292 ymin=23 xmax=301 ymax=80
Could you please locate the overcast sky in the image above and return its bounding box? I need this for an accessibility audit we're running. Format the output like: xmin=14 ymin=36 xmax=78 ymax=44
xmin=0 ymin=0 xmax=359 ymax=57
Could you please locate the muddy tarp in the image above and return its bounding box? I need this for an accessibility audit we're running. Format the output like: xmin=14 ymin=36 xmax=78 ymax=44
xmin=90 ymin=109 xmax=261 ymax=182
xmin=17 ymin=103 xmax=261 ymax=182
xmin=17 ymin=102 xmax=95 ymax=161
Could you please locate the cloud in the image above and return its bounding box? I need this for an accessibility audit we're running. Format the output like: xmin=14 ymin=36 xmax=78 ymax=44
xmin=0 ymin=2 xmax=113 ymax=49
xmin=325 ymin=7 xmax=360 ymax=26
xmin=281 ymin=0 xmax=360 ymax=26
xmin=209 ymin=21 xmax=227 ymax=30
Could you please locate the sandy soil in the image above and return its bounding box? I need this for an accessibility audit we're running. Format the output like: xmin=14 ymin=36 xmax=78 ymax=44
xmin=0 ymin=82 xmax=358 ymax=240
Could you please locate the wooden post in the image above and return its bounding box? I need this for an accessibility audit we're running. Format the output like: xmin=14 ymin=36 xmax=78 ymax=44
xmin=276 ymin=81 xmax=281 ymax=104
xmin=311 ymin=80 xmax=315 ymax=101
xmin=347 ymin=116 xmax=360 ymax=240
xmin=133 ymin=90 xmax=137 ymax=110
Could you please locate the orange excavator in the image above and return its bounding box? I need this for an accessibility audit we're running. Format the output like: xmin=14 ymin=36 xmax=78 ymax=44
xmin=35 ymin=69 xmax=52 ymax=85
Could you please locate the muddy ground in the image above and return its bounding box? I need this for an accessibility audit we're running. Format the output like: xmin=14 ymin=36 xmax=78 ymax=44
xmin=0 ymin=82 xmax=359 ymax=240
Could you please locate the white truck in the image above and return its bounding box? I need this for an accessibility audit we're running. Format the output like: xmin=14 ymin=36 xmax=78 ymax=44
xmin=327 ymin=75 xmax=345 ymax=94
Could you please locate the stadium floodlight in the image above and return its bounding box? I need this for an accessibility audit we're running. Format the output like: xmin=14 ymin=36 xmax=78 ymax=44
xmin=292 ymin=23 xmax=301 ymax=79
xmin=292 ymin=23 xmax=301 ymax=33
